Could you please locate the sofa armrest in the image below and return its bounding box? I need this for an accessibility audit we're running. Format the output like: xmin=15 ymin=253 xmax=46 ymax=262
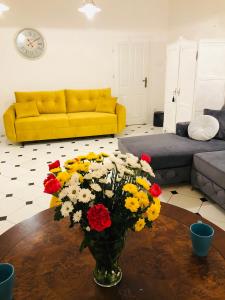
xmin=3 ymin=105 xmax=17 ymax=142
xmin=116 ymin=103 xmax=126 ymax=133
xmin=176 ymin=122 xmax=190 ymax=137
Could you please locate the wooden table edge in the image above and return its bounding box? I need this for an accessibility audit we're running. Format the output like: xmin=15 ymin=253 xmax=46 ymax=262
xmin=0 ymin=203 xmax=224 ymax=259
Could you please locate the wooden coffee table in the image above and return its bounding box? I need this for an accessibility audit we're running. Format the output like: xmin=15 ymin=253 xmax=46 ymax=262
xmin=0 ymin=203 xmax=225 ymax=300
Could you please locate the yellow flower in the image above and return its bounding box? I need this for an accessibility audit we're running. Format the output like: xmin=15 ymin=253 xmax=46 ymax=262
xmin=135 ymin=218 xmax=146 ymax=232
xmin=99 ymin=152 xmax=109 ymax=157
xmin=96 ymin=154 xmax=104 ymax=162
xmin=76 ymin=155 xmax=87 ymax=161
xmin=123 ymin=183 xmax=138 ymax=194
xmin=79 ymin=174 xmax=84 ymax=183
xmin=86 ymin=152 xmax=99 ymax=160
xmin=135 ymin=191 xmax=150 ymax=208
xmin=125 ymin=197 xmax=140 ymax=212
xmin=64 ymin=159 xmax=76 ymax=169
xmin=136 ymin=177 xmax=150 ymax=190
xmin=57 ymin=172 xmax=71 ymax=186
xmin=50 ymin=167 xmax=61 ymax=173
xmin=146 ymin=202 xmax=161 ymax=221
xmin=50 ymin=196 xmax=62 ymax=208
xmin=67 ymin=162 xmax=90 ymax=173
xmin=153 ymin=197 xmax=161 ymax=207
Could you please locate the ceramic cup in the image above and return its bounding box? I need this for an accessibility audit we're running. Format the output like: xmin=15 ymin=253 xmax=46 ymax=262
xmin=0 ymin=263 xmax=15 ymax=300
xmin=190 ymin=221 xmax=214 ymax=257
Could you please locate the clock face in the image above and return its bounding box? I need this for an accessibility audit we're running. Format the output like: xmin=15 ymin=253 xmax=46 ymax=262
xmin=15 ymin=29 xmax=45 ymax=59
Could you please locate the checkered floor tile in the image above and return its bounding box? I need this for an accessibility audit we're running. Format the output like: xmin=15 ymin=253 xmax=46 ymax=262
xmin=0 ymin=124 xmax=225 ymax=235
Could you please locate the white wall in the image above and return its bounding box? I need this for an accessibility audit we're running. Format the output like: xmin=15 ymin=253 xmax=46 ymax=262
xmin=0 ymin=28 xmax=167 ymax=130
xmin=0 ymin=0 xmax=169 ymax=131
xmin=169 ymin=0 xmax=225 ymax=41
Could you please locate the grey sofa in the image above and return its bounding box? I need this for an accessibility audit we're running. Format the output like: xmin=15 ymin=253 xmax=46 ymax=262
xmin=192 ymin=151 xmax=225 ymax=209
xmin=118 ymin=123 xmax=225 ymax=210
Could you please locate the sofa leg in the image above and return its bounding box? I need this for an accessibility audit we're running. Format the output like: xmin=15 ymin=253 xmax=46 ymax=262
xmin=111 ymin=134 xmax=115 ymax=138
xmin=21 ymin=142 xmax=25 ymax=147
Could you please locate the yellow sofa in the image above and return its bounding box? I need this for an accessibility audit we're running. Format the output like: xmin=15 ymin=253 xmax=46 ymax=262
xmin=3 ymin=88 xmax=126 ymax=143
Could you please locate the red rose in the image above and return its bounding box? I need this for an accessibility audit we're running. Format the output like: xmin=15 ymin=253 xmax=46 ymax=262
xmin=44 ymin=178 xmax=61 ymax=194
xmin=87 ymin=204 xmax=111 ymax=232
xmin=149 ymin=183 xmax=162 ymax=197
xmin=141 ymin=153 xmax=152 ymax=164
xmin=48 ymin=160 xmax=60 ymax=171
xmin=43 ymin=174 xmax=55 ymax=186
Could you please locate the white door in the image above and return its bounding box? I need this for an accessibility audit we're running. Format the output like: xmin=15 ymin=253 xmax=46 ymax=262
xmin=163 ymin=43 xmax=180 ymax=133
xmin=176 ymin=42 xmax=197 ymax=123
xmin=115 ymin=39 xmax=150 ymax=125
xmin=194 ymin=40 xmax=225 ymax=118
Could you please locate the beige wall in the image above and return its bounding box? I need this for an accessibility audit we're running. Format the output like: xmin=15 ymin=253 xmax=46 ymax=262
xmin=169 ymin=0 xmax=225 ymax=41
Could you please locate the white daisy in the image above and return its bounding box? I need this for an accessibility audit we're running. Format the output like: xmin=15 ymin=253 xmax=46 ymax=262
xmin=124 ymin=168 xmax=134 ymax=175
xmin=103 ymin=160 xmax=115 ymax=171
xmin=58 ymin=187 xmax=71 ymax=200
xmin=73 ymin=210 xmax=82 ymax=223
xmin=99 ymin=178 xmax=108 ymax=184
xmin=105 ymin=190 xmax=114 ymax=198
xmin=141 ymin=160 xmax=155 ymax=177
xmin=90 ymin=183 xmax=102 ymax=192
xmin=91 ymin=170 xmax=104 ymax=179
xmin=126 ymin=153 xmax=139 ymax=163
xmin=61 ymin=201 xmax=74 ymax=217
xmin=84 ymin=173 xmax=93 ymax=180
xmin=69 ymin=173 xmax=81 ymax=186
xmin=62 ymin=186 xmax=80 ymax=203
xmin=90 ymin=162 xmax=101 ymax=171
xmin=78 ymin=188 xmax=95 ymax=203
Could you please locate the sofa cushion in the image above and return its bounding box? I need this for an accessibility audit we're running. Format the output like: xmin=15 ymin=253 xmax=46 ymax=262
xmin=15 ymin=114 xmax=69 ymax=131
xmin=15 ymin=101 xmax=39 ymax=118
xmin=118 ymin=133 xmax=225 ymax=170
xmin=65 ymin=89 xmax=111 ymax=113
xmin=67 ymin=112 xmax=117 ymax=127
xmin=188 ymin=115 xmax=219 ymax=141
xmin=204 ymin=109 xmax=225 ymax=140
xmin=15 ymin=90 xmax=66 ymax=114
xmin=96 ymin=97 xmax=117 ymax=114
xmin=193 ymin=151 xmax=225 ymax=190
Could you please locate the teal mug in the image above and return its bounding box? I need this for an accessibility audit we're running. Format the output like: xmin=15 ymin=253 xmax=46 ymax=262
xmin=0 ymin=263 xmax=15 ymax=300
xmin=190 ymin=221 xmax=214 ymax=257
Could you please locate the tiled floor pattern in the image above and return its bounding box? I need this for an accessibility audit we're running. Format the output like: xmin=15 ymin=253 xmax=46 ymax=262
xmin=0 ymin=124 xmax=225 ymax=235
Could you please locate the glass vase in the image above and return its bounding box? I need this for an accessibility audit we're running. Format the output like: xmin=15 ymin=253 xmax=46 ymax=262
xmin=88 ymin=236 xmax=125 ymax=287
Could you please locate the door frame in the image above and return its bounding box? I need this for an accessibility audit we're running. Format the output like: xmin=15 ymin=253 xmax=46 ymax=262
xmin=113 ymin=35 xmax=151 ymax=125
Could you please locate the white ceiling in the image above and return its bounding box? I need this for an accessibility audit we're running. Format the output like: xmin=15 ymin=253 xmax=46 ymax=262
xmin=0 ymin=0 xmax=169 ymax=30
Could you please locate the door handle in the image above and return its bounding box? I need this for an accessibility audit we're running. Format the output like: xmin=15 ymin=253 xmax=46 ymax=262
xmin=142 ymin=77 xmax=148 ymax=88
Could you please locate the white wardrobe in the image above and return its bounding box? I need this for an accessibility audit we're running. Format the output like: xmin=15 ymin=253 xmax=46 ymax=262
xmin=164 ymin=38 xmax=225 ymax=133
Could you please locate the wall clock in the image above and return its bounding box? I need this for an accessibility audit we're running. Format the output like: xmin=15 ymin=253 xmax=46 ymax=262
xmin=15 ymin=28 xmax=46 ymax=60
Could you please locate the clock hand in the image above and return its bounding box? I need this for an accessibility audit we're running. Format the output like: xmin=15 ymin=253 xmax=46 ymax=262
xmin=32 ymin=37 xmax=41 ymax=43
xmin=27 ymin=37 xmax=41 ymax=47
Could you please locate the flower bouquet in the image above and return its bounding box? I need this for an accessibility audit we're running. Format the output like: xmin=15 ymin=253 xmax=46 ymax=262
xmin=43 ymin=151 xmax=161 ymax=287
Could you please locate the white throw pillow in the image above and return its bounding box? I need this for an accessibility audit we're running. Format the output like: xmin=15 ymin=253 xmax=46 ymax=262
xmin=188 ymin=115 xmax=219 ymax=141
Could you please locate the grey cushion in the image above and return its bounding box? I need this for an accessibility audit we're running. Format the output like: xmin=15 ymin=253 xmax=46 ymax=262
xmin=204 ymin=109 xmax=225 ymax=140
xmin=193 ymin=151 xmax=225 ymax=189
xmin=118 ymin=133 xmax=225 ymax=170
xmin=176 ymin=122 xmax=190 ymax=137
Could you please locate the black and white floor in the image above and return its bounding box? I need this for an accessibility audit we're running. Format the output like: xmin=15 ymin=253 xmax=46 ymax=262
xmin=0 ymin=124 xmax=225 ymax=235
